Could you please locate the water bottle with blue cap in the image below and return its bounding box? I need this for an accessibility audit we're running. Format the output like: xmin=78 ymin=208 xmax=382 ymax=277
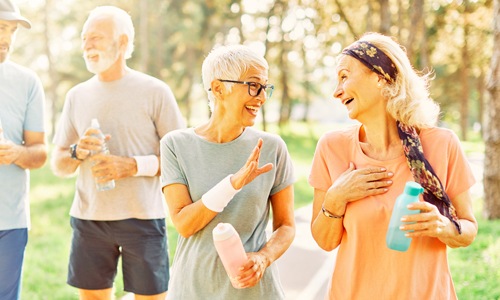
xmin=386 ymin=181 xmax=424 ymax=251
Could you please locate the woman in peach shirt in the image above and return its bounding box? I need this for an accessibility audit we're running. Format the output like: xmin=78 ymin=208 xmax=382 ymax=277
xmin=309 ymin=32 xmax=478 ymax=299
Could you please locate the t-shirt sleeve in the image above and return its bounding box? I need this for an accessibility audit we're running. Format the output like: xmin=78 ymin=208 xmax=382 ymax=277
xmin=24 ymin=74 xmax=45 ymax=133
xmin=308 ymin=134 xmax=334 ymax=192
xmin=270 ymin=136 xmax=295 ymax=196
xmin=154 ymin=84 xmax=186 ymax=139
xmin=160 ymin=132 xmax=187 ymax=188
xmin=52 ymin=90 xmax=79 ymax=147
xmin=443 ymin=130 xmax=476 ymax=200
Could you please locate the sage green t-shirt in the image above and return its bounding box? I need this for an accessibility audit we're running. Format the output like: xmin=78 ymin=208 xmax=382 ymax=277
xmin=161 ymin=127 xmax=295 ymax=300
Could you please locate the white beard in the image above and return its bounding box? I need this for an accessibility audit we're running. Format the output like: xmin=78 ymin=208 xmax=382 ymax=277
xmin=83 ymin=44 xmax=119 ymax=74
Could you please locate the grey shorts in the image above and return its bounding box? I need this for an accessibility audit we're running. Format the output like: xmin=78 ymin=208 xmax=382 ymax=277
xmin=67 ymin=217 xmax=170 ymax=295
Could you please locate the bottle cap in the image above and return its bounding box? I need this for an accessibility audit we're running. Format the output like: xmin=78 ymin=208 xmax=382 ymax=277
xmin=404 ymin=181 xmax=424 ymax=196
xmin=213 ymin=223 xmax=237 ymax=241
xmin=91 ymin=118 xmax=100 ymax=129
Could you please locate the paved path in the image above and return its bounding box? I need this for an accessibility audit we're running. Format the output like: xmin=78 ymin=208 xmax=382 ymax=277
xmin=274 ymin=205 xmax=334 ymax=300
xmin=123 ymin=154 xmax=484 ymax=300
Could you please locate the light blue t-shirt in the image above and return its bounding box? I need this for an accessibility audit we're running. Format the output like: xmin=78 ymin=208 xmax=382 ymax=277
xmin=161 ymin=127 xmax=295 ymax=300
xmin=0 ymin=61 xmax=45 ymax=230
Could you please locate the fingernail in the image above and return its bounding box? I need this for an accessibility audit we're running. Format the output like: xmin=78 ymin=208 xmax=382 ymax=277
xmin=401 ymin=217 xmax=407 ymax=222
xmin=387 ymin=180 xmax=392 ymax=184
xmin=380 ymin=167 xmax=386 ymax=171
xmin=388 ymin=172 xmax=394 ymax=176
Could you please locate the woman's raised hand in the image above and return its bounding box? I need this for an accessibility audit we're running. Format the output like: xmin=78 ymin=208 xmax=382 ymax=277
xmin=231 ymin=138 xmax=273 ymax=190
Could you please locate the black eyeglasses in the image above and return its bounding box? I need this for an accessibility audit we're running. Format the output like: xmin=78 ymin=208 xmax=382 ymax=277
xmin=212 ymin=79 xmax=274 ymax=98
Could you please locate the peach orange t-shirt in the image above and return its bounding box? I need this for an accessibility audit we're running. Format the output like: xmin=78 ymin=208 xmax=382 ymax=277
xmin=308 ymin=124 xmax=475 ymax=300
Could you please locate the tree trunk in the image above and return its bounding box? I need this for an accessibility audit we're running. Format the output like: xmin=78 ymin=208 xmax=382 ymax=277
xmin=43 ymin=0 xmax=58 ymax=139
xmin=406 ymin=0 xmax=424 ymax=65
xmin=477 ymin=71 xmax=485 ymax=136
xmin=460 ymin=0 xmax=471 ymax=141
xmin=138 ymin=0 xmax=149 ymax=72
xmin=379 ymin=0 xmax=390 ymax=34
xmin=333 ymin=0 xmax=358 ymax=38
xmin=484 ymin=0 xmax=500 ymax=219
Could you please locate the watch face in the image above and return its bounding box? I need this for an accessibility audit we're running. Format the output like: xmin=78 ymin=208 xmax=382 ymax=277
xmin=70 ymin=144 xmax=78 ymax=159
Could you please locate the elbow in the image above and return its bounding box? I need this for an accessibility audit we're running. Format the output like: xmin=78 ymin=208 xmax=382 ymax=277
xmin=314 ymin=237 xmax=338 ymax=252
xmin=171 ymin=219 xmax=197 ymax=239
xmin=311 ymin=227 xmax=341 ymax=252
xmin=177 ymin=229 xmax=195 ymax=239
xmin=50 ymin=158 xmax=73 ymax=178
xmin=32 ymin=152 xmax=48 ymax=169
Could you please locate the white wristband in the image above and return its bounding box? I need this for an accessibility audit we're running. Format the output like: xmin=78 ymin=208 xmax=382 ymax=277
xmin=133 ymin=155 xmax=159 ymax=177
xmin=201 ymin=175 xmax=241 ymax=212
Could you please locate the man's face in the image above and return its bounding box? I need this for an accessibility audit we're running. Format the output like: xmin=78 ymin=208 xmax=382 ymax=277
xmin=0 ymin=20 xmax=18 ymax=63
xmin=81 ymin=17 xmax=120 ymax=74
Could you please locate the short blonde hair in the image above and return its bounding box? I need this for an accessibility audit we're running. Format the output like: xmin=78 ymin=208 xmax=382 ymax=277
xmin=355 ymin=32 xmax=440 ymax=128
xmin=202 ymin=45 xmax=269 ymax=112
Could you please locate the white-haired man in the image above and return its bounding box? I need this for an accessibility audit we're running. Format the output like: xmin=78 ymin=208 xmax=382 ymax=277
xmin=51 ymin=6 xmax=185 ymax=300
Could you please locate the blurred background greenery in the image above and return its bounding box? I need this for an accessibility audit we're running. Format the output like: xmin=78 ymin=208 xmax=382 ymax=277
xmin=6 ymin=0 xmax=499 ymax=298
xmin=10 ymin=0 xmax=493 ymax=141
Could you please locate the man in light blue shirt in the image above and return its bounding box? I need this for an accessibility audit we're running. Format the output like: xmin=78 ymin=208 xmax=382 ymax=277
xmin=0 ymin=0 xmax=47 ymax=299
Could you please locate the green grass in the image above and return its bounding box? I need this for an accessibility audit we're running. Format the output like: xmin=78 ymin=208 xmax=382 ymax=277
xmin=20 ymin=122 xmax=499 ymax=299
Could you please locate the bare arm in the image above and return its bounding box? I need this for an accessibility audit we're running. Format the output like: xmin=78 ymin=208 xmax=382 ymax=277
xmin=51 ymin=127 xmax=145 ymax=180
xmin=311 ymin=189 xmax=345 ymax=251
xmin=163 ymin=183 xmax=219 ymax=238
xmin=237 ymin=185 xmax=296 ymax=288
xmin=51 ymin=145 xmax=82 ymax=177
xmin=0 ymin=130 xmax=47 ymax=170
xmin=311 ymin=163 xmax=394 ymax=251
xmin=402 ymin=190 xmax=478 ymax=248
xmin=164 ymin=138 xmax=273 ymax=238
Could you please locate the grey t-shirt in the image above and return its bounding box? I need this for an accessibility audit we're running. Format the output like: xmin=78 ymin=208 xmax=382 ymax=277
xmin=53 ymin=69 xmax=185 ymax=220
xmin=161 ymin=127 xmax=295 ymax=300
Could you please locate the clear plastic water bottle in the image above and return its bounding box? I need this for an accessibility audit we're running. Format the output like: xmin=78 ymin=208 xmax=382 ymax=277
xmin=386 ymin=181 xmax=424 ymax=251
xmin=90 ymin=118 xmax=115 ymax=191
xmin=213 ymin=223 xmax=248 ymax=289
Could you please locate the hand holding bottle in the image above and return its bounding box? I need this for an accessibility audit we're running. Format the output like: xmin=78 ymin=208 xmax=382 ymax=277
xmin=88 ymin=119 xmax=115 ymax=191
xmin=234 ymin=252 xmax=269 ymax=289
xmin=386 ymin=181 xmax=424 ymax=251
xmin=213 ymin=223 xmax=248 ymax=289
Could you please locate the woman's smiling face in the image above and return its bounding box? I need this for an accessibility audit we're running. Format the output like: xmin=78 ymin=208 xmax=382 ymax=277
xmin=223 ymin=66 xmax=269 ymax=127
xmin=333 ymin=55 xmax=385 ymax=121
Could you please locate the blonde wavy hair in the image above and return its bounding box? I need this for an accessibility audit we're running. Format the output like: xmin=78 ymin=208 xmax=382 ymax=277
xmin=355 ymin=32 xmax=440 ymax=128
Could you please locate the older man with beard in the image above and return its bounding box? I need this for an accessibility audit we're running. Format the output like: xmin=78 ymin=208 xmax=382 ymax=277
xmin=51 ymin=6 xmax=185 ymax=300
xmin=0 ymin=0 xmax=47 ymax=299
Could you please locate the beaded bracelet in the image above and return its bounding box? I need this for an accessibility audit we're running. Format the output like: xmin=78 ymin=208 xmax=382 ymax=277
xmin=321 ymin=205 xmax=344 ymax=219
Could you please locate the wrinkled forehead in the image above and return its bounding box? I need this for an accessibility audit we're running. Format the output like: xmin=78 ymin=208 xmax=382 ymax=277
xmin=334 ymin=55 xmax=356 ymax=73
xmin=241 ymin=66 xmax=268 ymax=81
xmin=0 ymin=19 xmax=18 ymax=29
xmin=82 ymin=16 xmax=115 ymax=36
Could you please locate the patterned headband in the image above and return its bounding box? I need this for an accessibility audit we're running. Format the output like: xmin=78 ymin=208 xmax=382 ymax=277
xmin=342 ymin=41 xmax=397 ymax=83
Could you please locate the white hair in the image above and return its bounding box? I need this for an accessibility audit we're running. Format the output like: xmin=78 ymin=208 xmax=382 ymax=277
xmin=202 ymin=44 xmax=269 ymax=112
xmin=84 ymin=6 xmax=135 ymax=59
